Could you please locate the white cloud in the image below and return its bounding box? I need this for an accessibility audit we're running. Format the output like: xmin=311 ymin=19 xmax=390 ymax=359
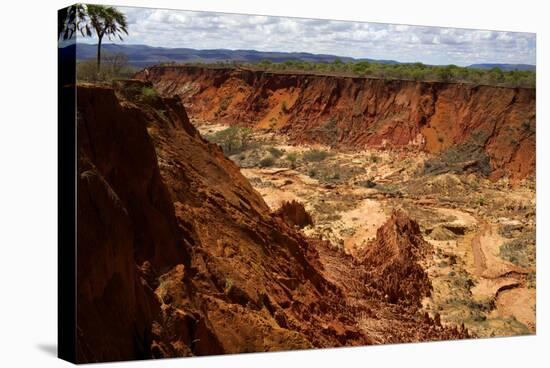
xmin=78 ymin=6 xmax=536 ymax=66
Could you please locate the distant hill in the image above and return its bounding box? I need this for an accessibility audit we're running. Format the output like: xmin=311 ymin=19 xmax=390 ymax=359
xmin=468 ymin=63 xmax=536 ymax=72
xmin=73 ymin=43 xmax=399 ymax=67
xmin=67 ymin=43 xmax=535 ymax=71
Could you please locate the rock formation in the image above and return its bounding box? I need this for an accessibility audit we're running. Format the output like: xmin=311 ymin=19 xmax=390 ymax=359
xmin=137 ymin=66 xmax=535 ymax=180
xmin=77 ymin=85 xmax=186 ymax=362
xmin=355 ymin=209 xmax=432 ymax=307
xmin=76 ymin=80 xmax=468 ymax=363
xmin=275 ymin=200 xmax=314 ymax=228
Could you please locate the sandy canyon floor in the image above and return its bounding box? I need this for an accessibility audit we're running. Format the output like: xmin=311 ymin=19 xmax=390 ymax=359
xmin=197 ymin=120 xmax=536 ymax=338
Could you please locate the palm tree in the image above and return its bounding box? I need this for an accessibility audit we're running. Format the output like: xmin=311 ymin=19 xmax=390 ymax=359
xmin=58 ymin=4 xmax=88 ymax=41
xmin=84 ymin=5 xmax=128 ymax=73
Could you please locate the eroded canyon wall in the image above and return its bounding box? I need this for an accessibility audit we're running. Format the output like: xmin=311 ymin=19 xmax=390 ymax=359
xmin=76 ymin=81 xmax=467 ymax=362
xmin=137 ymin=66 xmax=535 ymax=180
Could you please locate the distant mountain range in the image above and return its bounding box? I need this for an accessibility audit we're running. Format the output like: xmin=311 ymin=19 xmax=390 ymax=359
xmin=468 ymin=63 xmax=535 ymax=72
xmin=73 ymin=43 xmax=398 ymax=67
xmin=69 ymin=43 xmax=535 ymax=71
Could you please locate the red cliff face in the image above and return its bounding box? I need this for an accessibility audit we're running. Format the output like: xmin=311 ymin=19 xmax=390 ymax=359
xmin=138 ymin=66 xmax=535 ymax=180
xmin=77 ymin=81 xmax=467 ymax=362
xmin=77 ymin=85 xmax=187 ymax=362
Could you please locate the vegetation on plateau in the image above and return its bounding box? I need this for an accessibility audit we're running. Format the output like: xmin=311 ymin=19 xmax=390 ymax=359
xmin=76 ymin=52 xmax=138 ymax=81
xmin=165 ymin=59 xmax=535 ymax=88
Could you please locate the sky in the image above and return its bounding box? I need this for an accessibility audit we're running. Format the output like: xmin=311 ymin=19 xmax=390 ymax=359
xmin=78 ymin=6 xmax=536 ymax=66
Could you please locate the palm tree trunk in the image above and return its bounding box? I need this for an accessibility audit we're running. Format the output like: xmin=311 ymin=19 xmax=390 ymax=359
xmin=96 ymin=34 xmax=103 ymax=74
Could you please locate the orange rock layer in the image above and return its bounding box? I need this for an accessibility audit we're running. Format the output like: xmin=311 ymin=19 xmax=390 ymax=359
xmin=137 ymin=66 xmax=535 ymax=180
xmin=76 ymin=81 xmax=467 ymax=363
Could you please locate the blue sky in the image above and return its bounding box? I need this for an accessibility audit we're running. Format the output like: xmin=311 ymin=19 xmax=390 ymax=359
xmin=78 ymin=6 xmax=536 ymax=66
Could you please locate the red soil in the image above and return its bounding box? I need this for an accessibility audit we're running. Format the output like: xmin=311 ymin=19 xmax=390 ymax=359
xmin=355 ymin=209 xmax=432 ymax=307
xmin=76 ymin=81 xmax=468 ymax=362
xmin=137 ymin=66 xmax=535 ymax=180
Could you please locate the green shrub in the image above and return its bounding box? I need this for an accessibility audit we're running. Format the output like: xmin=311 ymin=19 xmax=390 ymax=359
xmin=217 ymin=97 xmax=231 ymax=114
xmin=286 ymin=153 xmax=298 ymax=162
xmin=141 ymin=86 xmax=160 ymax=104
xmin=206 ymin=126 xmax=252 ymax=155
xmin=489 ymin=67 xmax=505 ymax=83
xmin=259 ymin=156 xmax=275 ymax=167
xmin=268 ymin=147 xmax=284 ymax=158
xmin=76 ymin=52 xmax=137 ymax=82
xmin=358 ymin=179 xmax=377 ymax=188
xmin=76 ymin=59 xmax=99 ymax=81
xmin=224 ymin=278 xmax=234 ymax=293
xmin=478 ymin=196 xmax=486 ymax=206
xmin=303 ymin=149 xmax=330 ymax=162
xmin=437 ymin=66 xmax=455 ymax=82
xmin=424 ymin=132 xmax=492 ymax=177
xmin=286 ymin=152 xmax=298 ymax=168
xmin=180 ymin=59 xmax=535 ymax=88
xmin=499 ymin=232 xmax=536 ymax=268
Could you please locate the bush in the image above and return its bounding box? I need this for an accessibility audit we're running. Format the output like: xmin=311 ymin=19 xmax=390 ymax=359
xmin=224 ymin=278 xmax=233 ymax=293
xmin=76 ymin=52 xmax=136 ymax=82
xmin=217 ymin=97 xmax=231 ymax=115
xmin=489 ymin=67 xmax=505 ymax=83
xmin=268 ymin=147 xmax=284 ymax=158
xmin=141 ymin=86 xmax=160 ymax=104
xmin=437 ymin=66 xmax=455 ymax=82
xmin=223 ymin=58 xmax=536 ymax=87
xmin=286 ymin=153 xmax=298 ymax=163
xmin=206 ymin=126 xmax=252 ymax=155
xmin=303 ymin=149 xmax=330 ymax=162
xmin=102 ymin=52 xmax=132 ymax=78
xmin=478 ymin=196 xmax=486 ymax=206
xmin=259 ymin=156 xmax=275 ymax=167
xmin=76 ymin=59 xmax=98 ymax=81
xmin=358 ymin=179 xmax=377 ymax=188
xmin=499 ymin=232 xmax=535 ymax=268
xmin=423 ymin=132 xmax=492 ymax=177
xmin=286 ymin=153 xmax=298 ymax=168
